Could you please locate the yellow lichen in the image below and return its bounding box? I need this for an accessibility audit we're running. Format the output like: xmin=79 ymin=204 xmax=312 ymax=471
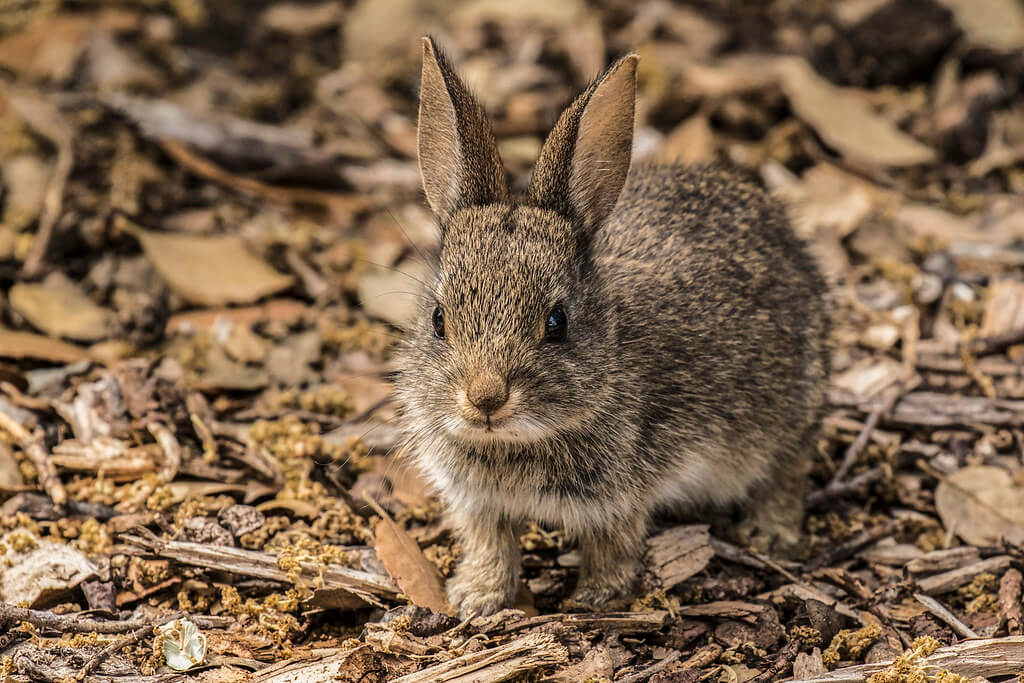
xmin=865 ymin=636 xmax=966 ymax=683
xmin=790 ymin=625 xmax=823 ymax=646
xmin=823 ymin=623 xmax=882 ymax=669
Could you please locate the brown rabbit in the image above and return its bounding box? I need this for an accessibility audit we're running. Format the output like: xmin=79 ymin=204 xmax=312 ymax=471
xmin=394 ymin=37 xmax=829 ymax=617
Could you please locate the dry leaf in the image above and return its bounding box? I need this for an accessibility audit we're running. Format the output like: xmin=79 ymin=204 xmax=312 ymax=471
xmin=656 ymin=115 xmax=716 ymax=164
xmin=357 ymin=259 xmax=432 ymax=326
xmin=1 ymin=155 xmax=52 ymax=230
xmin=0 ymin=329 xmax=90 ymax=363
xmin=935 ymin=466 xmax=1024 ymax=545
xmin=775 ymin=57 xmax=936 ymax=167
xmin=136 ymin=229 xmax=293 ymax=307
xmin=166 ymin=299 xmax=308 ymax=334
xmin=366 ymin=495 xmax=448 ymax=613
xmin=0 ymin=10 xmax=139 ymax=82
xmin=936 ymin=0 xmax=1024 ymax=51
xmin=9 ymin=276 xmax=115 ymax=342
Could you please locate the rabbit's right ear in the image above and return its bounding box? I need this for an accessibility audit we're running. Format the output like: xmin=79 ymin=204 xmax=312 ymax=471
xmin=418 ymin=37 xmax=508 ymax=224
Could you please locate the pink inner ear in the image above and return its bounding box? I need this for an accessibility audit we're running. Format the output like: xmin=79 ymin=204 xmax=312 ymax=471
xmin=568 ymin=56 xmax=638 ymax=232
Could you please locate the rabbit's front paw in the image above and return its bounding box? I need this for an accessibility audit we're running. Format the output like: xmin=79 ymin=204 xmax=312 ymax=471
xmin=565 ymin=564 xmax=639 ymax=611
xmin=446 ymin=568 xmax=514 ymax=618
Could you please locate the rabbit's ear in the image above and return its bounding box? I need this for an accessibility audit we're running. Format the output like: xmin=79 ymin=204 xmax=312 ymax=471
xmin=418 ymin=37 xmax=508 ymax=223
xmin=529 ymin=55 xmax=638 ymax=236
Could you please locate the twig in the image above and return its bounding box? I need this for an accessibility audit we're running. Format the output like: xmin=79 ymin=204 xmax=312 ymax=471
xmin=809 ymin=383 xmax=906 ymax=507
xmin=616 ymin=650 xmax=681 ymax=683
xmin=998 ymin=568 xmax=1023 ymax=635
xmin=750 ymin=637 xmax=801 ymax=682
xmin=0 ymin=602 xmax=221 ymax=635
xmin=76 ymin=623 xmax=155 ymax=680
xmin=390 ymin=633 xmax=567 ymax=683
xmin=917 ymin=556 xmax=1012 ymax=595
xmin=914 ymin=593 xmax=979 ymax=639
xmin=804 ymin=520 xmax=902 ymax=572
xmin=0 ymin=411 xmax=66 ymax=505
xmin=120 ymin=529 xmax=399 ymax=606
xmin=806 ymin=466 xmax=885 ymax=508
xmin=963 ymin=327 xmax=1024 ymax=356
xmin=8 ymin=90 xmax=74 ymax=277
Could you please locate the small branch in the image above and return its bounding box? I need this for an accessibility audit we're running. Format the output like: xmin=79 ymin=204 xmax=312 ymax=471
xmin=76 ymin=623 xmax=155 ymax=680
xmin=0 ymin=411 xmax=66 ymax=505
xmin=806 ymin=466 xmax=885 ymax=508
xmin=998 ymin=568 xmax=1023 ymax=635
xmin=963 ymin=327 xmax=1024 ymax=356
xmin=917 ymin=556 xmax=1012 ymax=595
xmin=0 ymin=602 xmax=220 ymax=635
xmin=616 ymin=650 xmax=681 ymax=683
xmin=750 ymin=637 xmax=801 ymax=682
xmin=9 ymin=90 xmax=75 ymax=277
xmin=804 ymin=520 xmax=902 ymax=572
xmin=914 ymin=593 xmax=979 ymax=639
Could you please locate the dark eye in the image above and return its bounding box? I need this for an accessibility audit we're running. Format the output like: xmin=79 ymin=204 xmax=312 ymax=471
xmin=544 ymin=306 xmax=567 ymax=343
xmin=432 ymin=306 xmax=445 ymax=338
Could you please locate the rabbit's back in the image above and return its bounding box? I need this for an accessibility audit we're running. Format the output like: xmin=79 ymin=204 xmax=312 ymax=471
xmin=590 ymin=164 xmax=829 ymax=507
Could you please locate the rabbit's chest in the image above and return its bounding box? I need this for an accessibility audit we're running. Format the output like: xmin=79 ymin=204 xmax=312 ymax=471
xmin=431 ymin=451 xmax=620 ymax=532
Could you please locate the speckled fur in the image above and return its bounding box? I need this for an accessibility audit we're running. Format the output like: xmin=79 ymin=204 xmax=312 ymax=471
xmin=395 ymin=39 xmax=829 ymax=617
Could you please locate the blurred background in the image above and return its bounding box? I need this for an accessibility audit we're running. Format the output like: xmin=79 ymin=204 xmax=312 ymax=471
xmin=3 ymin=1 xmax=1024 ymax=678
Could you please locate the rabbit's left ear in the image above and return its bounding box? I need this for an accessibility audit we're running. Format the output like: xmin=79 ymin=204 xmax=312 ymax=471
xmin=529 ymin=55 xmax=638 ymax=236
xmin=418 ymin=37 xmax=508 ymax=224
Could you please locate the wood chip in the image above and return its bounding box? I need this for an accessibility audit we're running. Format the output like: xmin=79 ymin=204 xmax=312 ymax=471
xmin=916 ymin=555 xmax=1012 ymax=595
xmin=794 ymin=636 xmax=1024 ymax=682
xmin=390 ymin=632 xmax=569 ymax=683
xmin=645 ymin=524 xmax=714 ymax=591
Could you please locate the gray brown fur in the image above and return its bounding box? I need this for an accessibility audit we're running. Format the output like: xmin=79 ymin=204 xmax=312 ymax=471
xmin=395 ymin=37 xmax=829 ymax=617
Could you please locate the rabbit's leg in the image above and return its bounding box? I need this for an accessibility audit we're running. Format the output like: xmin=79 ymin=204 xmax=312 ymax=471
xmin=446 ymin=510 xmax=521 ymax=617
xmin=732 ymin=466 xmax=806 ymax=557
xmin=570 ymin=514 xmax=647 ymax=607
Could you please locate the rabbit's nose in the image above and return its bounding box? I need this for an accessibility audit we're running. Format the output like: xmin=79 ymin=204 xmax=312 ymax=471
xmin=467 ymin=374 xmax=509 ymax=416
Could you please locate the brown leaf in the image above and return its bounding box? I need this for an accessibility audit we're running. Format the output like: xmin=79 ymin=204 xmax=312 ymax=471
xmin=9 ymin=276 xmax=115 ymax=342
xmin=0 ymin=329 xmax=90 ymax=363
xmin=774 ymin=57 xmax=936 ymax=167
xmin=165 ymin=298 xmax=309 ymax=334
xmin=935 ymin=466 xmax=1024 ymax=545
xmin=936 ymin=0 xmax=1024 ymax=51
xmin=135 ymin=228 xmax=293 ymax=307
xmin=366 ymin=495 xmax=448 ymax=614
xmin=0 ymin=10 xmax=139 ymax=82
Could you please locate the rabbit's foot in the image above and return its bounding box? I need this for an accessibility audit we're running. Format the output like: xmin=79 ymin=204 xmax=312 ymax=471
xmin=565 ymin=576 xmax=635 ymax=611
xmin=731 ymin=481 xmax=806 ymax=558
xmin=446 ymin=565 xmax=516 ymax=618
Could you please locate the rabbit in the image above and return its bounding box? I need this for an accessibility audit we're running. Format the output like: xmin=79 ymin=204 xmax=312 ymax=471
xmin=393 ymin=37 xmax=830 ymax=618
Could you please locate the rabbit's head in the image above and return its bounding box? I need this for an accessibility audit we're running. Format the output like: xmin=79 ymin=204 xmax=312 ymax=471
xmin=395 ymin=38 xmax=638 ymax=448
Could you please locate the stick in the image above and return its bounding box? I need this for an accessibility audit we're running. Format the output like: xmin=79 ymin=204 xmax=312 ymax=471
xmin=0 ymin=411 xmax=66 ymax=505
xmin=914 ymin=593 xmax=979 ymax=638
xmin=8 ymin=90 xmax=74 ymax=277
xmin=750 ymin=637 xmax=801 ymax=682
xmin=998 ymin=568 xmax=1023 ymax=635
xmin=917 ymin=556 xmax=1012 ymax=595
xmin=76 ymin=623 xmax=155 ymax=680
xmin=803 ymin=520 xmax=901 ymax=572
xmin=616 ymin=650 xmax=682 ymax=683
xmin=0 ymin=603 xmax=223 ymax=635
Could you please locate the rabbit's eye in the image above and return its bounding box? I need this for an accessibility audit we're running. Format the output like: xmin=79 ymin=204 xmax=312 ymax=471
xmin=544 ymin=306 xmax=567 ymax=343
xmin=432 ymin=306 xmax=445 ymax=338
